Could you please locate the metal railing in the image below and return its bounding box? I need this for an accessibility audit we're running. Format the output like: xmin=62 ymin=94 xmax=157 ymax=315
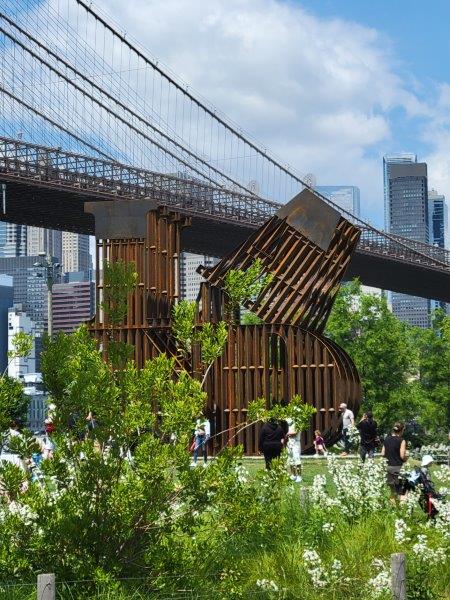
xmin=0 ymin=137 xmax=449 ymax=272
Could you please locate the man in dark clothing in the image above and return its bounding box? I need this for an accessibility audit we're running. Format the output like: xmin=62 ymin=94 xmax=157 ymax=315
xmin=357 ymin=411 xmax=378 ymax=462
xmin=259 ymin=419 xmax=285 ymax=469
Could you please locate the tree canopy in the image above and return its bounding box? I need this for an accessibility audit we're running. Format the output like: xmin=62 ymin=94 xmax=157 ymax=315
xmin=326 ymin=280 xmax=449 ymax=439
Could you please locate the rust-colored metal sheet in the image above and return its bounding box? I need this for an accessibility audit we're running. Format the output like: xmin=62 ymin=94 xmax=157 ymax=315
xmin=199 ymin=189 xmax=360 ymax=332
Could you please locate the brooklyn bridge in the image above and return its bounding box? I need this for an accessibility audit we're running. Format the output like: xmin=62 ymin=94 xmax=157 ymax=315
xmin=0 ymin=0 xmax=449 ymax=304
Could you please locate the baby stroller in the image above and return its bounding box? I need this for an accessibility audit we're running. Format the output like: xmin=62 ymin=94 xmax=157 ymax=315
xmin=401 ymin=455 xmax=444 ymax=519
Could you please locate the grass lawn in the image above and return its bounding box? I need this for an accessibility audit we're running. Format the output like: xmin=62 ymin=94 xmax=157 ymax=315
xmin=239 ymin=452 xmax=432 ymax=489
xmin=241 ymin=454 xmax=336 ymax=487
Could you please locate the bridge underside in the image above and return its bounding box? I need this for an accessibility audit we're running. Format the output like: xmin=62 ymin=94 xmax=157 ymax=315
xmin=1 ymin=176 xmax=450 ymax=303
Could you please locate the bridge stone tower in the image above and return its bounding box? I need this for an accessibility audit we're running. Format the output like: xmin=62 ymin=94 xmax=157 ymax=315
xmin=86 ymin=190 xmax=361 ymax=454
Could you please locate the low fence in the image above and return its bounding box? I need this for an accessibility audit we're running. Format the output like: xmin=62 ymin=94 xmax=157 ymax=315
xmin=1 ymin=558 xmax=408 ymax=600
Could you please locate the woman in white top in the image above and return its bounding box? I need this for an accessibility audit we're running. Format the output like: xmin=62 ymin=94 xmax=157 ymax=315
xmin=286 ymin=419 xmax=302 ymax=482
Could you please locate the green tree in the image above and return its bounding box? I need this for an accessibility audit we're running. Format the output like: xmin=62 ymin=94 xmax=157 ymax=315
xmin=0 ymin=376 xmax=28 ymax=431
xmin=100 ymin=260 xmax=138 ymax=372
xmin=415 ymin=309 xmax=450 ymax=434
xmin=172 ymin=300 xmax=228 ymax=385
xmin=247 ymin=394 xmax=316 ymax=432
xmin=0 ymin=331 xmax=33 ymax=431
xmin=326 ymin=280 xmax=417 ymax=432
xmin=100 ymin=260 xmax=138 ymax=327
xmin=223 ymin=258 xmax=272 ymax=323
xmin=172 ymin=300 xmax=197 ymax=357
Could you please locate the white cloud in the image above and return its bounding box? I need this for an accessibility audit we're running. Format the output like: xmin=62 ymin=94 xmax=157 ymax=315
xmin=95 ymin=0 xmax=429 ymax=221
xmin=422 ymin=83 xmax=450 ymax=202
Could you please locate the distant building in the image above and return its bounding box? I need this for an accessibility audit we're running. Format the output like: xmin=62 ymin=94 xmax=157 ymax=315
xmin=62 ymin=232 xmax=91 ymax=274
xmin=384 ymin=156 xmax=430 ymax=328
xmin=52 ymin=279 xmax=95 ymax=333
xmin=315 ymin=186 xmax=361 ymax=218
xmin=63 ymin=270 xmax=93 ymax=283
xmin=428 ymin=189 xmax=449 ymax=313
xmin=0 ymin=223 xmax=27 ymax=257
xmin=27 ymin=227 xmax=62 ymax=261
xmin=0 ymin=274 xmax=13 ymax=373
xmin=8 ymin=305 xmax=36 ymax=379
xmin=428 ymin=189 xmax=449 ymax=250
xmin=23 ymin=373 xmax=47 ymax=432
xmin=180 ymin=252 xmax=219 ymax=302
xmin=383 ymin=154 xmax=417 ymax=232
xmin=0 ymin=256 xmax=53 ymax=331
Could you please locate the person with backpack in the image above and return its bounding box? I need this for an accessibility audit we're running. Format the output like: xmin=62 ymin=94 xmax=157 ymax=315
xmin=357 ymin=411 xmax=378 ymax=462
xmin=381 ymin=422 xmax=407 ymax=497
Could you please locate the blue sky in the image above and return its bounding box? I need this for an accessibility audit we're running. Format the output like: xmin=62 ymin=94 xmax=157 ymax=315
xmin=93 ymin=0 xmax=450 ymax=228
xmin=297 ymin=0 xmax=450 ymax=217
xmin=300 ymin=0 xmax=450 ymax=84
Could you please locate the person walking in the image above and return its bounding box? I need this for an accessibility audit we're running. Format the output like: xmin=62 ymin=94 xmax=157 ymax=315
xmin=381 ymin=422 xmax=407 ymax=497
xmin=339 ymin=402 xmax=354 ymax=456
xmin=286 ymin=419 xmax=302 ymax=482
xmin=259 ymin=418 xmax=285 ymax=470
xmin=191 ymin=416 xmax=210 ymax=467
xmin=314 ymin=430 xmax=327 ymax=457
xmin=357 ymin=411 xmax=378 ymax=462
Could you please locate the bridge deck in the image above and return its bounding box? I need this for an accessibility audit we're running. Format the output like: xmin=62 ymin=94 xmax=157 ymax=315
xmin=1 ymin=138 xmax=449 ymax=303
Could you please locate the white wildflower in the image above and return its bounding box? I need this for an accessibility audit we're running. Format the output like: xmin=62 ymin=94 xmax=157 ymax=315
xmin=367 ymin=570 xmax=390 ymax=598
xmin=234 ymin=464 xmax=249 ymax=484
xmin=435 ymin=465 xmax=450 ymax=484
xmin=303 ymin=548 xmax=328 ymax=588
xmin=8 ymin=501 xmax=36 ymax=525
xmin=433 ymin=499 xmax=450 ymax=539
xmin=322 ymin=522 xmax=335 ymax=533
xmin=256 ymin=579 xmax=279 ymax=592
xmin=412 ymin=534 xmax=446 ymax=565
xmin=394 ymin=518 xmax=410 ymax=543
xmin=331 ymin=559 xmax=342 ymax=572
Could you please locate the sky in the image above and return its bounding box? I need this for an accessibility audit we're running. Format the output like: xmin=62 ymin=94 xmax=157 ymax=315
xmin=88 ymin=0 xmax=450 ymax=227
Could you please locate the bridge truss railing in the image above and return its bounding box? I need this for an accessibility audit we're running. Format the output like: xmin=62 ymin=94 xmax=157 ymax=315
xmin=358 ymin=228 xmax=450 ymax=269
xmin=0 ymin=137 xmax=279 ymax=225
xmin=1 ymin=137 xmax=449 ymax=273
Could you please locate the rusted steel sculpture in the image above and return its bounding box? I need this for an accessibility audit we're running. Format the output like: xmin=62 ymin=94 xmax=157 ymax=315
xmin=86 ymin=188 xmax=362 ymax=453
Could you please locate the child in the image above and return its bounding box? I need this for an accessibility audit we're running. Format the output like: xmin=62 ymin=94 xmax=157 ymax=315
xmin=314 ymin=430 xmax=327 ymax=456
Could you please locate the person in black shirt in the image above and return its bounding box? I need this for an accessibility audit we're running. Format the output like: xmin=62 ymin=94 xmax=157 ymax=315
xmin=259 ymin=419 xmax=285 ymax=470
xmin=381 ymin=422 xmax=407 ymax=497
xmin=357 ymin=411 xmax=378 ymax=462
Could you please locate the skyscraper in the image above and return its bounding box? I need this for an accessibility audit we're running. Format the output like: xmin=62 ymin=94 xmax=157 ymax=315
xmin=52 ymin=279 xmax=94 ymax=333
xmin=179 ymin=252 xmax=219 ymax=302
xmin=27 ymin=227 xmax=62 ymax=261
xmin=383 ymin=153 xmax=417 ymax=232
xmin=384 ymin=157 xmax=430 ymax=328
xmin=0 ymin=274 xmax=13 ymax=373
xmin=62 ymin=232 xmax=91 ymax=274
xmin=0 ymin=256 xmax=51 ymax=331
xmin=0 ymin=223 xmax=27 ymax=257
xmin=428 ymin=189 xmax=449 ymax=313
xmin=315 ymin=186 xmax=361 ymax=218
xmin=428 ymin=189 xmax=449 ymax=250
xmin=7 ymin=305 xmax=36 ymax=379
